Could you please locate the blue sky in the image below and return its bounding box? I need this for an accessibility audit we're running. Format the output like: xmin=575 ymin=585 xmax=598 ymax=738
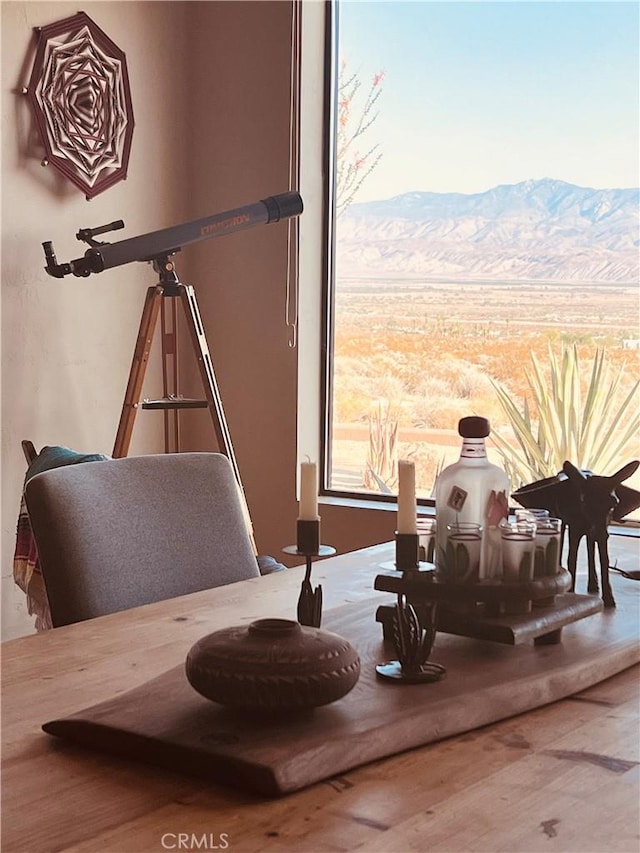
xmin=337 ymin=1 xmax=640 ymax=198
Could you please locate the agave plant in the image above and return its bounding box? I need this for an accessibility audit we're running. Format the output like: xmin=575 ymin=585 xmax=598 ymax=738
xmin=490 ymin=345 xmax=640 ymax=489
xmin=364 ymin=400 xmax=399 ymax=494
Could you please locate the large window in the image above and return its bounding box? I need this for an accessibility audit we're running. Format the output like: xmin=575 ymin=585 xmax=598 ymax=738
xmin=323 ymin=0 xmax=640 ymax=505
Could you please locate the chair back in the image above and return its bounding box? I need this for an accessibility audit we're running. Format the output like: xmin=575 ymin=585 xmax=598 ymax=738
xmin=24 ymin=453 xmax=259 ymax=627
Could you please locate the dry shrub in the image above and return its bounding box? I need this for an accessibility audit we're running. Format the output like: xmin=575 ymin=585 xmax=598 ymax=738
xmin=332 ymin=373 xmax=372 ymax=423
xmin=454 ymin=364 xmax=493 ymax=399
xmin=368 ymin=374 xmax=406 ymax=404
xmin=401 ymin=443 xmax=445 ymax=498
xmin=411 ymin=388 xmax=457 ymax=429
xmin=426 ymin=401 xmax=469 ymax=430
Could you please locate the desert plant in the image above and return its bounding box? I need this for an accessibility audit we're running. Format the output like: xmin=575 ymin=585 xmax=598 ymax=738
xmin=490 ymin=344 xmax=640 ymax=488
xmin=336 ymin=62 xmax=384 ymax=216
xmin=364 ymin=400 xmax=398 ymax=493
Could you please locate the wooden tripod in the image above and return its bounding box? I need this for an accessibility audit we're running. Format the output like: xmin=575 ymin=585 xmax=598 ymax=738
xmin=113 ymin=255 xmax=255 ymax=547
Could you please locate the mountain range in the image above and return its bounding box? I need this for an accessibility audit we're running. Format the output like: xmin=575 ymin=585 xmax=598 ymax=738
xmin=336 ymin=178 xmax=639 ymax=283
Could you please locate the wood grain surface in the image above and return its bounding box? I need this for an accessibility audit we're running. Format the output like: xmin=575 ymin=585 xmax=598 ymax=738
xmin=42 ymin=583 xmax=639 ymax=796
xmin=2 ymin=538 xmax=639 ymax=852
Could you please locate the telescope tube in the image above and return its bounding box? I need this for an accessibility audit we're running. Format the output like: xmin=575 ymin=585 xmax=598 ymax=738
xmin=60 ymin=192 xmax=303 ymax=278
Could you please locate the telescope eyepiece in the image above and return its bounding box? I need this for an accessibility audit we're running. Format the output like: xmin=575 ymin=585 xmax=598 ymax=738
xmin=43 ymin=241 xmax=56 ymax=264
xmin=42 ymin=241 xmax=71 ymax=278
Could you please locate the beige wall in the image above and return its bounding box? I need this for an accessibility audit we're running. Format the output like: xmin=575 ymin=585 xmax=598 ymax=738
xmin=180 ymin=1 xmax=395 ymax=566
xmin=1 ymin=0 xmax=189 ymax=638
xmin=178 ymin=0 xmax=301 ymax=562
xmin=1 ymin=0 xmax=395 ymax=640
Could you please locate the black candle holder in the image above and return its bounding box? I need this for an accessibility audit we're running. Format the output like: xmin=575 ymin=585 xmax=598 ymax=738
xmin=375 ymin=594 xmax=445 ymax=684
xmin=379 ymin=531 xmax=432 ymax=574
xmin=395 ymin=531 xmax=419 ymax=571
xmin=375 ymin=532 xmax=445 ymax=684
xmin=296 ymin=518 xmax=320 ymax=555
xmin=283 ymin=519 xmax=336 ymax=629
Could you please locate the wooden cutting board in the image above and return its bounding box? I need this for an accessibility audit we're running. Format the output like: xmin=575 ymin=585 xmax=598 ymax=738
xmin=43 ymin=581 xmax=639 ymax=797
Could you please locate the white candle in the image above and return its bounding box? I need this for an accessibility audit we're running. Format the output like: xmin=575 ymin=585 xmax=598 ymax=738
xmin=299 ymin=461 xmax=319 ymax=520
xmin=397 ymin=459 xmax=417 ymax=534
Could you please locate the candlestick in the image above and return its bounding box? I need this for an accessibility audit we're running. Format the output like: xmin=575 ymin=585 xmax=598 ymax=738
xmin=283 ymin=514 xmax=336 ymax=629
xmin=395 ymin=531 xmax=420 ymax=571
xmin=397 ymin=459 xmax=417 ymax=534
xmin=375 ymin=594 xmax=445 ymax=684
xmin=296 ymin=518 xmax=320 ymax=556
xmin=299 ymin=460 xmax=319 ymax=521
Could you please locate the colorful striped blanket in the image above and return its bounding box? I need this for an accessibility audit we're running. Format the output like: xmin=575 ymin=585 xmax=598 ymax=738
xmin=13 ymin=446 xmax=108 ymax=631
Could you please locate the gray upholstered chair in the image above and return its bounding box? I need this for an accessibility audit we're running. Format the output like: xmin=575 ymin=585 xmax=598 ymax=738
xmin=24 ymin=452 xmax=261 ymax=627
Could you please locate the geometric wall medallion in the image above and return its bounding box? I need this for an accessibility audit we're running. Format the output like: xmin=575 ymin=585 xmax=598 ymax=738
xmin=26 ymin=12 xmax=134 ymax=200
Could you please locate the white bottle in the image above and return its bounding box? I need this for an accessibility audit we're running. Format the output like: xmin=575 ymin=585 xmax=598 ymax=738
xmin=434 ymin=416 xmax=509 ymax=581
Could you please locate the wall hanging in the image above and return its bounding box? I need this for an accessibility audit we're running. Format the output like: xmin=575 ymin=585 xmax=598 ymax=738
xmin=25 ymin=11 xmax=134 ymax=200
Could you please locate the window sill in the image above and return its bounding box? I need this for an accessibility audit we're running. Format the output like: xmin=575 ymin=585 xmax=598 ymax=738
xmin=320 ymin=494 xmax=434 ymax=516
xmin=319 ymin=494 xmax=640 ymax=537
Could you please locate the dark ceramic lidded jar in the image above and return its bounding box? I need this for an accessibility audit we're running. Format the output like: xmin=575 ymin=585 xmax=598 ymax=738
xmin=185 ymin=618 xmax=360 ymax=712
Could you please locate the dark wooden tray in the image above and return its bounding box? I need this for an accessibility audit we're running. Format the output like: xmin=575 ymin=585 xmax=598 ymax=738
xmin=374 ymin=567 xmax=573 ymax=603
xmin=42 ymin=580 xmax=639 ymax=797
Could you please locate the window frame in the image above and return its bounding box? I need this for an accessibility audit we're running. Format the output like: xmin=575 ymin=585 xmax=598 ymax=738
xmin=318 ymin=0 xmax=435 ymax=509
xmin=314 ymin=0 xmax=640 ymax=536
xmin=319 ymin=0 xmax=338 ymax=501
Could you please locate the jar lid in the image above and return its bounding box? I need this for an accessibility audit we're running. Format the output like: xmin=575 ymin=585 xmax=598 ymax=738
xmin=458 ymin=416 xmax=490 ymax=438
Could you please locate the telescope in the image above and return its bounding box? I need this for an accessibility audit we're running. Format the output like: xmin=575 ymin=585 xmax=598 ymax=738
xmin=38 ymin=190 xmax=305 ymax=538
xmin=42 ymin=191 xmax=303 ymax=278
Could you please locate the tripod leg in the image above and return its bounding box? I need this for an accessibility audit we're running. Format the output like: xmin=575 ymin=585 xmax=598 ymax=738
xmin=178 ymin=284 xmax=257 ymax=553
xmin=178 ymin=285 xmax=239 ymax=473
xmin=113 ymin=285 xmax=164 ymax=458
xmin=160 ymin=296 xmax=180 ymax=453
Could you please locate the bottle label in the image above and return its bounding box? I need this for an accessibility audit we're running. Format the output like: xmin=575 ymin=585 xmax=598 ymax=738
xmin=460 ymin=440 xmax=487 ymax=458
xmin=446 ymin=485 xmax=468 ymax=512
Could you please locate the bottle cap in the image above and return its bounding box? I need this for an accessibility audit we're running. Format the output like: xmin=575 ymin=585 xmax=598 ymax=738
xmin=458 ymin=416 xmax=490 ymax=438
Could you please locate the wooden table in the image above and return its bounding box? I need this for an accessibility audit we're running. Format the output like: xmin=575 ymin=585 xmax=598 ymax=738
xmin=2 ymin=539 xmax=639 ymax=853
